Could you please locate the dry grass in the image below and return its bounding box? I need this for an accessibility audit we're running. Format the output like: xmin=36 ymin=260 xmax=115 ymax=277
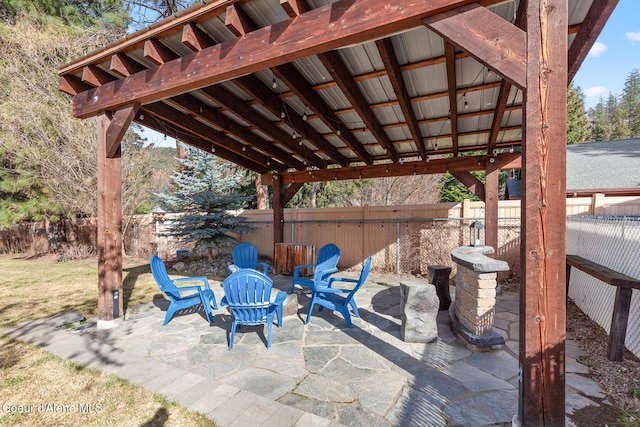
xmin=0 ymin=254 xmax=216 ymax=427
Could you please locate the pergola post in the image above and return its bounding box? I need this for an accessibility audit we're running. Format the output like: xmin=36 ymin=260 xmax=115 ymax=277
xmin=519 ymin=0 xmax=567 ymax=424
xmin=96 ymin=112 xmax=124 ymax=322
xmin=272 ymin=175 xmax=285 ymax=247
xmin=96 ymin=105 xmax=138 ymax=323
xmin=485 ymin=160 xmax=500 ymax=253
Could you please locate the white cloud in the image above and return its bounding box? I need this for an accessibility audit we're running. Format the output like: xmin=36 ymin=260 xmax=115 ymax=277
xmin=584 ymin=86 xmax=609 ymax=98
xmin=588 ymin=42 xmax=608 ymax=57
xmin=626 ymin=32 xmax=640 ymax=42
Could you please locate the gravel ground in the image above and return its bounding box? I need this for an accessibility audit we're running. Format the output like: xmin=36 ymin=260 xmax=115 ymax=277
xmin=567 ymin=299 xmax=640 ymax=426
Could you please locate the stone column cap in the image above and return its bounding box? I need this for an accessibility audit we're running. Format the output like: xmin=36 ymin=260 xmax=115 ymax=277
xmin=451 ymin=246 xmax=509 ymax=272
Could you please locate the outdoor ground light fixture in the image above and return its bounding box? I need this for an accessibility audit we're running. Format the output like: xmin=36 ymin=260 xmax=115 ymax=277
xmin=470 ymin=221 xmax=484 ymax=247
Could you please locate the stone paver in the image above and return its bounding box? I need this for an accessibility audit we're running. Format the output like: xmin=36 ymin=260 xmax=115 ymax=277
xmin=0 ymin=275 xmax=607 ymax=427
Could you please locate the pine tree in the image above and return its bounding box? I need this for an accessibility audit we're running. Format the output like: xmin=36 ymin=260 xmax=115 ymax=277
xmin=157 ymin=146 xmax=253 ymax=259
xmin=621 ymin=68 xmax=640 ymax=137
xmin=588 ymin=99 xmax=608 ymax=141
xmin=566 ymin=83 xmax=588 ymax=144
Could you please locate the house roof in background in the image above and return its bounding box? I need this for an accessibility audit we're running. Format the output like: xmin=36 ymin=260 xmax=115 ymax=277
xmin=567 ymin=138 xmax=640 ymax=192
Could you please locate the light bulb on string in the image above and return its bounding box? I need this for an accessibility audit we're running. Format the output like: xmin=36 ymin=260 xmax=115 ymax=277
xmin=280 ymin=109 xmax=286 ymax=119
xmin=463 ymin=93 xmax=469 ymax=110
xmin=336 ymin=127 xmax=341 ymax=136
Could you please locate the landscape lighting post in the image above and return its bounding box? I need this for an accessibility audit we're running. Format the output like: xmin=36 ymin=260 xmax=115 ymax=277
xmin=151 ymin=206 xmax=166 ymax=256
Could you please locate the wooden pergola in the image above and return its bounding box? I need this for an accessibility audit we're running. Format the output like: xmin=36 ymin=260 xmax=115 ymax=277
xmin=59 ymin=0 xmax=618 ymax=424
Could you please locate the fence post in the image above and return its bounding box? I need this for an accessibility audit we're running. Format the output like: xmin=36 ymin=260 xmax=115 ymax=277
xmin=396 ymin=221 xmax=400 ymax=274
xmin=592 ymin=193 xmax=605 ymax=215
xmin=363 ymin=205 xmax=370 ymax=264
xmin=462 ymin=199 xmax=472 ymax=218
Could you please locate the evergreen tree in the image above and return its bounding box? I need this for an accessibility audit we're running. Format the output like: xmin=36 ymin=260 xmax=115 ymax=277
xmin=605 ymin=93 xmax=629 ymax=140
xmin=439 ymin=172 xmax=480 ymax=202
xmin=588 ymin=99 xmax=608 ymax=141
xmin=157 ymin=146 xmax=253 ymax=259
xmin=566 ymin=83 xmax=588 ymax=144
xmin=621 ymin=68 xmax=640 ymax=137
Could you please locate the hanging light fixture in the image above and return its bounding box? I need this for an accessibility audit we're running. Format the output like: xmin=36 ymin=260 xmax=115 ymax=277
xmin=463 ymin=93 xmax=469 ymax=110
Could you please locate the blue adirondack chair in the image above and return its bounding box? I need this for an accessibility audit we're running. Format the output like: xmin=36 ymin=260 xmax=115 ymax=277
xmin=220 ymin=270 xmax=286 ymax=350
xmin=305 ymin=256 xmax=372 ymax=327
xmin=290 ymin=243 xmax=341 ymax=293
xmin=230 ymin=242 xmax=270 ymax=276
xmin=150 ymin=255 xmax=218 ymax=325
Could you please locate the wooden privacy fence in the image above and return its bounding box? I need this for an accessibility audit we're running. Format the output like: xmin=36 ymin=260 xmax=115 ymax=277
xmin=2 ymin=196 xmax=640 ymax=272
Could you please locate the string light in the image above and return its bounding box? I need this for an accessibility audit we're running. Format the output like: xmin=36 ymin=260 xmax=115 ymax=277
xmin=463 ymin=93 xmax=469 ymax=110
xmin=280 ymin=109 xmax=286 ymax=119
xmin=302 ymin=106 xmax=308 ymax=121
xmin=336 ymin=127 xmax=341 ymax=136
xmin=272 ymin=73 xmax=277 ymax=89
xmin=139 ymin=113 xmax=144 ymax=120
xmin=509 ymin=146 xmax=515 ymax=153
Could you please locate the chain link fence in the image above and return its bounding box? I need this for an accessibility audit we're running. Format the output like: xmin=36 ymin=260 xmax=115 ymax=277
xmin=267 ymin=217 xmax=521 ymax=278
xmin=567 ymin=215 xmax=640 ymax=358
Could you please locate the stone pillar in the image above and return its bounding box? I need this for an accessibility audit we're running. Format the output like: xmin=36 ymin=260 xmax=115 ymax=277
xmin=455 ymin=265 xmax=497 ymax=335
xmin=449 ymin=246 xmax=509 ymax=351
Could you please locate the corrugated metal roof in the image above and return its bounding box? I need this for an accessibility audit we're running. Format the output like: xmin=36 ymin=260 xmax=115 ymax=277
xmin=57 ymin=0 xmax=613 ymax=175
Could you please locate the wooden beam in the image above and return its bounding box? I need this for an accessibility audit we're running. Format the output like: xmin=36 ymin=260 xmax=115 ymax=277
xmin=143 ymin=38 xmax=177 ymax=65
xmin=59 ymin=75 xmax=92 ymax=96
xmin=484 ymin=160 xmax=499 ymax=252
xmin=283 ymin=183 xmax=304 ymax=206
xmin=273 ymin=63 xmax=374 ymax=164
xmin=261 ymin=152 xmax=521 ymax=185
xmin=423 ymin=3 xmax=527 ymax=90
xmin=81 ymin=65 xmax=116 ymax=87
xmin=142 ymin=102 xmax=277 ymax=170
xmin=225 ymin=3 xmax=255 ymax=36
xmin=220 ymin=6 xmax=352 ymax=167
xmin=199 ymin=85 xmax=328 ymax=169
xmin=519 ymin=0 xmax=567 ymax=424
xmin=376 ymin=37 xmax=426 ymax=159
xmin=444 ymin=42 xmax=459 ymax=156
xmin=280 ymin=0 xmax=309 ymax=18
xmin=71 ymin=0 xmax=482 ymax=118
xmin=233 ymin=75 xmax=352 ymax=166
xmin=568 ymin=0 xmax=619 ymax=83
xmin=487 ymin=0 xmax=525 ymax=155
xmin=272 ymin=175 xmax=285 ymax=246
xmin=450 ymin=171 xmax=484 ymax=200
xmin=182 ymin=22 xmax=216 ymax=51
xmin=105 ymin=103 xmax=139 ymax=159
xmin=135 ymin=112 xmax=269 ymax=173
xmin=318 ymin=50 xmax=400 ymax=162
xmin=110 ymin=53 xmax=146 ymax=77
xmin=167 ymin=93 xmax=302 ymax=170
xmin=96 ymin=112 xmax=123 ymax=321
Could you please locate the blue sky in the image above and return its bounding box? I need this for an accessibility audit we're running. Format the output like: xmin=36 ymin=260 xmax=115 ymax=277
xmin=572 ymin=0 xmax=640 ymax=109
